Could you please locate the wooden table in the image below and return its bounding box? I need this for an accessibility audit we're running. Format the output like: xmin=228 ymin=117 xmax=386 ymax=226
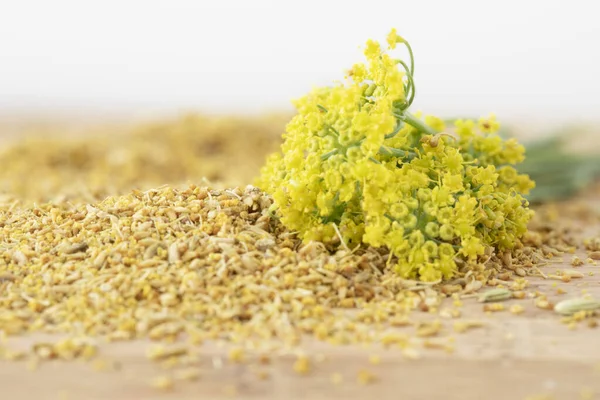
xmin=1 ymin=239 xmax=599 ymax=400
xmin=1 ymin=116 xmax=599 ymax=400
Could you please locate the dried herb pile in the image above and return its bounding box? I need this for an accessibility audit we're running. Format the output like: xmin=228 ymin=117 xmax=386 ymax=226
xmin=0 ymin=185 xmax=591 ymax=358
xmin=0 ymin=114 xmax=285 ymax=203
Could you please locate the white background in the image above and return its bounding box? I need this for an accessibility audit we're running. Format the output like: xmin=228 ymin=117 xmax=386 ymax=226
xmin=0 ymin=0 xmax=598 ymax=123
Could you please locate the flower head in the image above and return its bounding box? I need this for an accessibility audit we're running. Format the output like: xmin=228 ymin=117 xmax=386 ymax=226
xmin=257 ymin=29 xmax=534 ymax=281
xmin=386 ymin=28 xmax=404 ymax=49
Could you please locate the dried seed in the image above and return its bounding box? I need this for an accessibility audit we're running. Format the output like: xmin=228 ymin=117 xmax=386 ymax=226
xmin=478 ymin=288 xmax=512 ymax=303
xmin=571 ymin=256 xmax=584 ymax=266
xmin=438 ymin=307 xmax=461 ymax=319
xmin=168 ymin=243 xmax=180 ymax=263
xmin=463 ymin=280 xmax=483 ymax=293
xmin=293 ymin=355 xmax=310 ymax=375
xmin=146 ymin=345 xmax=188 ymax=362
xmin=151 ymin=375 xmax=174 ymax=391
xmin=416 ymin=321 xmax=442 ymax=337
xmin=554 ymin=298 xmax=600 ymax=316
xmin=174 ymin=368 xmax=200 ymax=382
xmin=58 ymin=242 xmax=89 ymax=254
xmin=12 ymin=250 xmax=28 ymax=265
xmin=562 ymin=269 xmax=584 ymax=279
xmin=401 ymin=347 xmax=421 ymax=360
xmin=368 ymin=355 xmax=381 ymax=365
xmin=357 ymin=370 xmax=377 ymax=385
xmin=249 ymin=370 xmax=268 ymax=380
xmin=483 ymin=303 xmax=505 ymax=312
xmin=0 ymin=273 xmax=16 ymax=282
xmin=512 ymin=291 xmax=526 ymax=299
xmin=389 ymin=315 xmax=412 ymax=327
xmin=228 ymin=347 xmax=245 ymax=363
xmin=255 ymin=238 xmax=275 ymax=251
xmin=515 ymin=267 xmax=527 ymax=277
xmin=453 ymin=321 xmax=484 ymax=333
xmin=509 ymin=304 xmax=525 ymax=315
xmin=588 ymin=251 xmax=600 ymax=260
xmin=534 ymin=297 xmax=554 ymax=311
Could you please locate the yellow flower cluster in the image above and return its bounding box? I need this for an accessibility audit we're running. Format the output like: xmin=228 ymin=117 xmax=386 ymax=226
xmin=256 ymin=29 xmax=535 ymax=281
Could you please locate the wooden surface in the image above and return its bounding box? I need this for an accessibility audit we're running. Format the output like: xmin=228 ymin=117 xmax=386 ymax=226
xmin=1 ymin=240 xmax=600 ymax=400
xmin=1 ymin=116 xmax=599 ymax=400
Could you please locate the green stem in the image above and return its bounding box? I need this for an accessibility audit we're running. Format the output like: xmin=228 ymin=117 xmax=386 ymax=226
xmin=403 ymin=41 xmax=415 ymax=77
xmin=326 ymin=125 xmax=339 ymax=137
xmin=321 ymin=149 xmax=338 ymax=160
xmin=379 ymin=145 xmax=415 ymax=159
xmin=395 ymin=60 xmax=415 ymax=108
xmin=385 ymin=120 xmax=404 ymax=139
xmin=401 ymin=112 xmax=438 ymax=135
xmin=317 ymin=104 xmax=328 ymax=113
xmin=405 ymin=71 xmax=416 ymax=109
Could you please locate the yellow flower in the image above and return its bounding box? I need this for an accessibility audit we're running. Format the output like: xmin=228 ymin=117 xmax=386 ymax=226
xmin=390 ymin=202 xmax=409 ymax=219
xmin=516 ymin=174 xmax=535 ymax=194
xmin=454 ymin=119 xmax=475 ymax=140
xmin=419 ymin=263 xmax=442 ymax=282
xmin=425 ymin=115 xmax=445 ymax=133
xmin=257 ymin=29 xmax=534 ymax=282
xmin=500 ymin=138 xmax=526 ymax=164
xmin=498 ymin=166 xmax=518 ymax=184
xmin=478 ymin=114 xmax=500 ymax=134
xmin=442 ymin=173 xmax=464 ymax=193
xmin=460 ymin=237 xmax=485 ymax=259
xmin=364 ymin=39 xmax=381 ymax=59
xmin=363 ymin=219 xmax=389 ymax=247
xmin=472 ymin=165 xmax=498 ymax=186
xmin=431 ymin=186 xmax=453 ymax=206
xmin=306 ymin=112 xmax=322 ymax=131
xmin=348 ymin=63 xmax=367 ymax=83
xmin=439 ymin=224 xmax=454 ymax=241
xmin=386 ymin=28 xmax=404 ymax=49
xmin=441 ymin=148 xmax=464 ymax=173
xmin=425 ymin=221 xmax=440 ymax=238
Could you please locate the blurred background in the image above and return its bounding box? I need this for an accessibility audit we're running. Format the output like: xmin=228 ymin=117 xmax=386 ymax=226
xmin=1 ymin=0 xmax=599 ymax=123
xmin=0 ymin=0 xmax=599 ymax=203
